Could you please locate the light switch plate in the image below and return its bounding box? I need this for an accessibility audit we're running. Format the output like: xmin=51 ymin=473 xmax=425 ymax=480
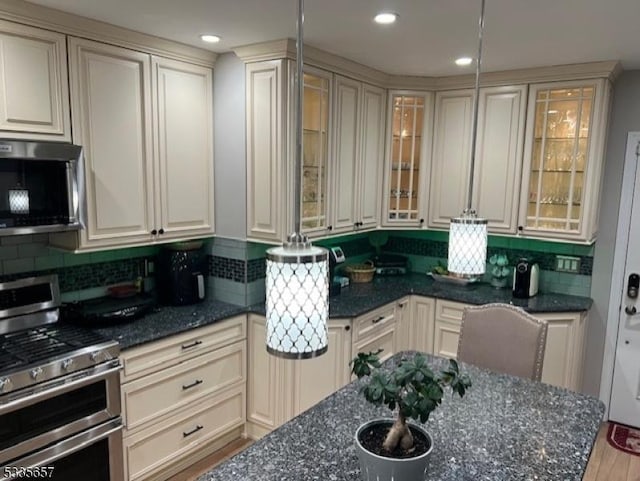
xmin=556 ymin=255 xmax=580 ymax=273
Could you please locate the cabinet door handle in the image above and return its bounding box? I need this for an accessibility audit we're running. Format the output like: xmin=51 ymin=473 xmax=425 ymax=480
xmin=181 ymin=340 xmax=203 ymax=350
xmin=158 ymin=228 xmax=165 ymax=234
xmin=372 ymin=316 xmax=385 ymax=324
xmin=183 ymin=425 xmax=203 ymax=438
xmin=182 ymin=379 xmax=204 ymax=390
xmin=151 ymin=229 xmax=157 ymax=235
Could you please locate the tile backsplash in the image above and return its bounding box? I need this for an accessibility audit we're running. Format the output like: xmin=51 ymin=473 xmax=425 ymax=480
xmin=0 ymin=230 xmax=593 ymax=308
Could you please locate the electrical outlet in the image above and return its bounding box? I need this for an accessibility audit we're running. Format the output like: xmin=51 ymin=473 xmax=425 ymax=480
xmin=556 ymin=255 xmax=580 ymax=273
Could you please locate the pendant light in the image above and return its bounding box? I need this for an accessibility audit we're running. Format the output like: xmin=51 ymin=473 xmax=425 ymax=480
xmin=265 ymin=0 xmax=329 ymax=359
xmin=447 ymin=0 xmax=488 ymax=278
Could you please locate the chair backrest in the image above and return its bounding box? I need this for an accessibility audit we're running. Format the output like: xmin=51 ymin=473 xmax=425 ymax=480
xmin=457 ymin=303 xmax=548 ymax=381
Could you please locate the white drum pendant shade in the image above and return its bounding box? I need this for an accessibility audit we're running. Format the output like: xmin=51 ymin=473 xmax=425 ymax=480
xmin=448 ymin=215 xmax=488 ymax=277
xmin=265 ymin=245 xmax=329 ymax=359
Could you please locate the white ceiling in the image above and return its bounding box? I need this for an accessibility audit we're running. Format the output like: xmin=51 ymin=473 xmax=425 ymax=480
xmin=24 ymin=0 xmax=640 ymax=76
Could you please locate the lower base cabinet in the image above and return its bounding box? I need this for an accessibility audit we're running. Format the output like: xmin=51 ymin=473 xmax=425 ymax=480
xmin=246 ymin=314 xmax=352 ymax=439
xmin=432 ymin=299 xmax=587 ymax=391
xmin=119 ymin=316 xmax=247 ymax=481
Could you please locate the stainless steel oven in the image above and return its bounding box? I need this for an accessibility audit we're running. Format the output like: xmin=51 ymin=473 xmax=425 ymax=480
xmin=0 ymin=275 xmax=123 ymax=481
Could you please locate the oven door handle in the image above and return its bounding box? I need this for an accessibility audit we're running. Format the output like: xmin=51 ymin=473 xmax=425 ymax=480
xmin=0 ymin=418 xmax=122 ymax=480
xmin=0 ymin=361 xmax=121 ymax=415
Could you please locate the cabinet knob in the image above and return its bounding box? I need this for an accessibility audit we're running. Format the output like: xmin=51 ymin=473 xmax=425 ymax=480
xmin=419 ymin=218 xmax=424 ymax=224
xmin=327 ymin=225 xmax=333 ymax=231
xmin=344 ymin=325 xmax=350 ymax=331
xmin=518 ymin=225 xmax=524 ymax=232
xmin=151 ymin=229 xmax=157 ymax=235
xmin=159 ymin=228 xmax=165 ymax=235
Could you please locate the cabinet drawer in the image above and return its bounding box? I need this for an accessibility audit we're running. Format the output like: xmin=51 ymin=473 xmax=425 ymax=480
xmin=353 ymin=304 xmax=396 ymax=342
xmin=122 ymin=340 xmax=246 ymax=432
xmin=354 ymin=325 xmax=396 ymax=364
xmin=124 ymin=386 xmax=245 ymax=481
xmin=121 ymin=315 xmax=246 ymax=382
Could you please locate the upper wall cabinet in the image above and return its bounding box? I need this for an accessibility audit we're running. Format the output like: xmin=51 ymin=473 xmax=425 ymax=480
xmin=330 ymin=76 xmax=385 ymax=234
xmin=301 ymin=67 xmax=332 ymax=236
xmin=245 ymin=59 xmax=292 ymax=243
xmin=0 ymin=20 xmax=70 ymax=141
xmin=152 ymin=57 xmax=214 ymax=239
xmin=429 ymin=86 xmax=527 ymax=234
xmin=245 ymin=59 xmax=385 ymax=243
xmin=51 ymin=37 xmax=214 ymax=251
xmin=518 ymin=80 xmax=611 ymax=242
xmin=382 ymin=91 xmax=433 ymax=228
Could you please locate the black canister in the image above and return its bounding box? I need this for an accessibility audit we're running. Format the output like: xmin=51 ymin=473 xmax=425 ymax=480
xmin=156 ymin=244 xmax=207 ymax=305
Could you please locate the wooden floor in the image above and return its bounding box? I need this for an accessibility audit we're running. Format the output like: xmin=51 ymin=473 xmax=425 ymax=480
xmin=168 ymin=423 xmax=639 ymax=481
xmin=583 ymin=423 xmax=640 ymax=481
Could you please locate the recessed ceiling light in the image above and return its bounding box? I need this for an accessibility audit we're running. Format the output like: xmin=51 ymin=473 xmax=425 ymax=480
xmin=455 ymin=57 xmax=473 ymax=66
xmin=374 ymin=12 xmax=397 ymax=24
xmin=200 ymin=34 xmax=221 ymax=43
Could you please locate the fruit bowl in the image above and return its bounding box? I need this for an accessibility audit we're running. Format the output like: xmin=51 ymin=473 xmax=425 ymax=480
xmin=428 ymin=272 xmax=479 ymax=286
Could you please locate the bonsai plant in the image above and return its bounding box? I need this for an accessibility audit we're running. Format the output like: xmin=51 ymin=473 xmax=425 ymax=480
xmin=489 ymin=253 xmax=510 ymax=288
xmin=350 ymin=350 xmax=471 ymax=481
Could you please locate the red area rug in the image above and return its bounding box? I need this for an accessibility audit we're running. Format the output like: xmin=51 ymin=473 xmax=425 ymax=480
xmin=607 ymin=422 xmax=640 ymax=457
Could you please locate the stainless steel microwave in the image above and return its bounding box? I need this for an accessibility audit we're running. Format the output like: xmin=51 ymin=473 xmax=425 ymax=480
xmin=0 ymin=140 xmax=84 ymax=236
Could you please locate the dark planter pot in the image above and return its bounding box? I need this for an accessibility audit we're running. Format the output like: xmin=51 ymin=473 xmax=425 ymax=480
xmin=354 ymin=419 xmax=433 ymax=481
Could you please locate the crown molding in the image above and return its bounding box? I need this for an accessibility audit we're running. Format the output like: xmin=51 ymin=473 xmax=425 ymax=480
xmin=234 ymin=38 xmax=622 ymax=90
xmin=0 ymin=0 xmax=217 ymax=66
xmin=234 ymin=38 xmax=389 ymax=86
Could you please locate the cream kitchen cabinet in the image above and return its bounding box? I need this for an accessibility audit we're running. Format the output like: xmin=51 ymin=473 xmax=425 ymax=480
xmin=245 ymin=59 xmax=293 ymax=243
xmin=429 ymin=86 xmax=527 ymax=233
xmin=245 ymin=59 xmax=385 ymax=242
xmin=395 ymin=296 xmax=435 ymax=354
xmin=518 ymin=79 xmax=611 ymax=242
xmin=432 ymin=299 xmax=587 ymax=391
xmin=382 ymin=91 xmax=433 ymax=228
xmin=246 ymin=314 xmax=352 ymax=440
xmin=301 ymin=67 xmax=332 ymax=235
xmin=331 ymin=75 xmax=385 ymax=234
xmin=119 ymin=316 xmax=246 ymax=481
xmin=0 ymin=20 xmax=70 ymax=141
xmin=409 ymin=296 xmax=436 ymax=354
xmin=351 ymin=303 xmax=397 ymax=363
xmin=51 ymin=37 xmax=214 ymax=251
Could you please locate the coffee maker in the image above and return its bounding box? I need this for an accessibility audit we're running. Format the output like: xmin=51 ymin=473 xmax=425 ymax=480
xmin=156 ymin=243 xmax=207 ymax=305
xmin=512 ymin=258 xmax=539 ymax=299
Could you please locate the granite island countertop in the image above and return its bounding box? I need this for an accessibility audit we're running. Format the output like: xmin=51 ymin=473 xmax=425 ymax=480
xmin=197 ymin=352 xmax=604 ymax=481
xmin=92 ymin=274 xmax=592 ymax=350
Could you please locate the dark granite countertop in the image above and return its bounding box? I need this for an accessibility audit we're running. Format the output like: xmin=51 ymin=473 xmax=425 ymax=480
xmin=92 ymin=275 xmax=591 ymax=351
xmin=248 ymin=273 xmax=592 ymax=318
xmin=91 ymin=299 xmax=246 ymax=350
xmin=197 ymin=352 xmax=604 ymax=481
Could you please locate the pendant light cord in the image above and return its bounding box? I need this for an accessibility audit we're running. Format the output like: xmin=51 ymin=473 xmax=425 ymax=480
xmin=293 ymin=0 xmax=304 ymax=236
xmin=466 ymin=0 xmax=485 ymax=212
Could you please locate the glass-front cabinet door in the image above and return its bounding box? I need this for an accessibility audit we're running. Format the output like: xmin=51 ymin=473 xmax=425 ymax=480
xmin=382 ymin=91 xmax=432 ymax=227
xmin=519 ymin=79 xmax=610 ymax=241
xmin=301 ymin=70 xmax=331 ymax=235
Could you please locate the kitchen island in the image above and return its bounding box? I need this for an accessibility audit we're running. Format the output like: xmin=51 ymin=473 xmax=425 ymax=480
xmin=197 ymin=352 xmax=604 ymax=481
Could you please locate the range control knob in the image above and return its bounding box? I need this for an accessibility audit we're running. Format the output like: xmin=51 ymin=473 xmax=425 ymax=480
xmin=62 ymin=359 xmax=74 ymax=371
xmin=0 ymin=378 xmax=11 ymax=393
xmin=30 ymin=367 xmax=43 ymax=380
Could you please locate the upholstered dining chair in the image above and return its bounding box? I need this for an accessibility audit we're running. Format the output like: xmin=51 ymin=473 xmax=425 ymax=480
xmin=457 ymin=303 xmax=548 ymax=381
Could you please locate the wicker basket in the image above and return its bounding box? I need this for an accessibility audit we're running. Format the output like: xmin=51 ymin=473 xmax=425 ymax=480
xmin=345 ymin=261 xmax=375 ymax=283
